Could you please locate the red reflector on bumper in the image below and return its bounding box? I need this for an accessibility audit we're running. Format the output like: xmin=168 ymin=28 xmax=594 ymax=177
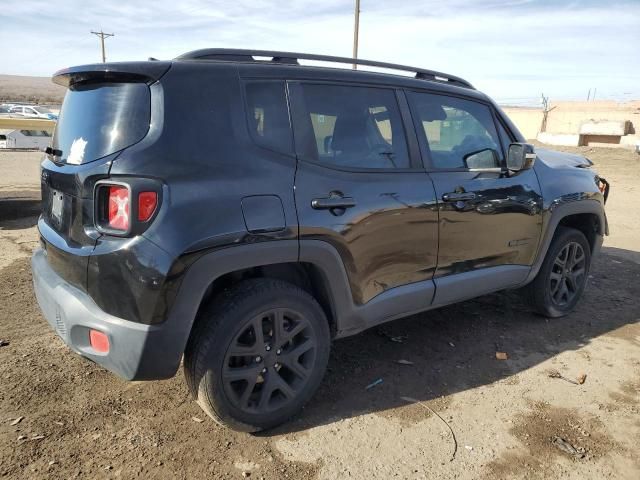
xmin=89 ymin=330 xmax=110 ymax=353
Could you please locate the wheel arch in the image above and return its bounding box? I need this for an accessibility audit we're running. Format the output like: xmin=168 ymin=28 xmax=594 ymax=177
xmin=166 ymin=240 xmax=353 ymax=370
xmin=522 ymin=199 xmax=606 ymax=286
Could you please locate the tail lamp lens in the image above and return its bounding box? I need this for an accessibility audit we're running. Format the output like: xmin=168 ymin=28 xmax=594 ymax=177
xmin=96 ymin=182 xmax=160 ymax=234
xmin=138 ymin=191 xmax=158 ymax=222
xmin=107 ymin=186 xmax=130 ymax=231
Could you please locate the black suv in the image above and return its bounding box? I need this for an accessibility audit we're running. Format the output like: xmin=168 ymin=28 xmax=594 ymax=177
xmin=32 ymin=49 xmax=609 ymax=432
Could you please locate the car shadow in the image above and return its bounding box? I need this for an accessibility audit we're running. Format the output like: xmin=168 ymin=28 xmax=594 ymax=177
xmin=262 ymin=248 xmax=640 ymax=435
xmin=0 ymin=190 xmax=41 ymax=229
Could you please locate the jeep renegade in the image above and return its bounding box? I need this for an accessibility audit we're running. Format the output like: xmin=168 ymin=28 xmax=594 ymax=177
xmin=32 ymin=49 xmax=609 ymax=431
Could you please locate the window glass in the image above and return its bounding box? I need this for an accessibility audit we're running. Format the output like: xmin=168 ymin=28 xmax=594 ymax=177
xmin=300 ymin=84 xmax=410 ymax=169
xmin=496 ymin=120 xmax=512 ymax=154
xmin=408 ymin=92 xmax=501 ymax=170
xmin=53 ymin=82 xmax=150 ymax=164
xmin=244 ymin=81 xmax=293 ymax=155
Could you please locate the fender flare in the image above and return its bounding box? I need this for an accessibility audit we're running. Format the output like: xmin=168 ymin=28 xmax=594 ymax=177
xmin=158 ymin=240 xmax=299 ymax=377
xmin=521 ymin=199 xmax=606 ymax=286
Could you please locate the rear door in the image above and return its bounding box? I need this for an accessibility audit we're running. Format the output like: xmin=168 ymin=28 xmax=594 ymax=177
xmin=289 ymin=82 xmax=439 ymax=306
xmin=406 ymin=91 xmax=543 ymax=303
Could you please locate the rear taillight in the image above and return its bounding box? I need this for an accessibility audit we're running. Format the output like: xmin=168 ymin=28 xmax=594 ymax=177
xmin=95 ymin=180 xmax=161 ymax=235
xmin=108 ymin=185 xmax=130 ymax=231
xmin=138 ymin=191 xmax=157 ymax=222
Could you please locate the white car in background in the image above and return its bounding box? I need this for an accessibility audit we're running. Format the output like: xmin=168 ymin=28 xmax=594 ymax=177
xmin=8 ymin=105 xmax=58 ymax=120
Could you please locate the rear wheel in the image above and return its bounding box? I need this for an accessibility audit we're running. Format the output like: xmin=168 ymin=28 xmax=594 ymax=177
xmin=184 ymin=279 xmax=330 ymax=432
xmin=526 ymin=227 xmax=591 ymax=317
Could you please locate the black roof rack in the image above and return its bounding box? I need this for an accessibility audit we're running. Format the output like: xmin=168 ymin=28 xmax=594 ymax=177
xmin=176 ymin=48 xmax=474 ymax=90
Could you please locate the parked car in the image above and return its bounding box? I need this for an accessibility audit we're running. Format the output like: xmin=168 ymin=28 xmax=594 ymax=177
xmin=32 ymin=49 xmax=609 ymax=432
xmin=8 ymin=105 xmax=58 ymax=120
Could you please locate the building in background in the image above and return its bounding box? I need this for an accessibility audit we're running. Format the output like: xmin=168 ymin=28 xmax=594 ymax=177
xmin=0 ymin=129 xmax=51 ymax=149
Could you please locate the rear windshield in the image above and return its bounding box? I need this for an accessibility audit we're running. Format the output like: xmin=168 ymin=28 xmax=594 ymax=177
xmin=53 ymin=82 xmax=150 ymax=164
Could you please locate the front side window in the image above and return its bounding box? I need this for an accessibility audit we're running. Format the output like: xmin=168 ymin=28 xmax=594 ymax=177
xmin=408 ymin=92 xmax=502 ymax=170
xmin=300 ymin=84 xmax=410 ymax=169
xmin=244 ymin=81 xmax=293 ymax=155
xmin=496 ymin=120 xmax=513 ymax=154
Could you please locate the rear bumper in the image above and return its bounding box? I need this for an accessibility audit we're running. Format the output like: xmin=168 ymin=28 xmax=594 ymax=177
xmin=31 ymin=248 xmax=182 ymax=380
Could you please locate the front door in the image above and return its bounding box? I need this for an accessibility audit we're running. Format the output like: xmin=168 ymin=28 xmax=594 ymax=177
xmin=406 ymin=91 xmax=543 ymax=301
xmin=289 ymin=82 xmax=439 ymax=306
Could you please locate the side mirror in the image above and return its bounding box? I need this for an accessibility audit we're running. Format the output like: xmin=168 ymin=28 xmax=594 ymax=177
xmin=463 ymin=148 xmax=501 ymax=170
xmin=507 ymin=143 xmax=536 ymax=172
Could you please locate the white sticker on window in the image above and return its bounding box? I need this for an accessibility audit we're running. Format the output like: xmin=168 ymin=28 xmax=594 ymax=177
xmin=67 ymin=137 xmax=87 ymax=165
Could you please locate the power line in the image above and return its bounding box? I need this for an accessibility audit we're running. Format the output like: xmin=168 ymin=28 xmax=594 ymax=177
xmin=90 ymin=30 xmax=114 ymax=63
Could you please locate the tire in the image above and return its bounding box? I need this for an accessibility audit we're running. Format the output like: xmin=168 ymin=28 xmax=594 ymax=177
xmin=184 ymin=278 xmax=331 ymax=432
xmin=526 ymin=226 xmax=591 ymax=317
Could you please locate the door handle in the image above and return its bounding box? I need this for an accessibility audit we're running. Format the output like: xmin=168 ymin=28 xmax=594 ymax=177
xmin=311 ymin=197 xmax=356 ymax=210
xmin=442 ymin=192 xmax=476 ymax=202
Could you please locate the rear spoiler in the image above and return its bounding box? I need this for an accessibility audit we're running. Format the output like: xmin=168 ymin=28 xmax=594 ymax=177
xmin=52 ymin=61 xmax=171 ymax=87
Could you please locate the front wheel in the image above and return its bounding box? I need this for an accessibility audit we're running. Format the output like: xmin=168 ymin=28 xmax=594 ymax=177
xmin=526 ymin=226 xmax=591 ymax=317
xmin=184 ymin=279 xmax=331 ymax=432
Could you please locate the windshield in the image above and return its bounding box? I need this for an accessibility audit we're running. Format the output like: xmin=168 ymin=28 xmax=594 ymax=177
xmin=53 ymin=82 xmax=150 ymax=164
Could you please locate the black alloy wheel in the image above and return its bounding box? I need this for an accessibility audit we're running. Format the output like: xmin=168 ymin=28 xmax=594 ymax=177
xmin=549 ymin=241 xmax=587 ymax=307
xmin=184 ymin=279 xmax=330 ymax=432
xmin=222 ymin=308 xmax=317 ymax=414
xmin=526 ymin=226 xmax=592 ymax=318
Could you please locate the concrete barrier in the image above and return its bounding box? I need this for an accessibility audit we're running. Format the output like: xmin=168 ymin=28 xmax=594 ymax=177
xmin=537 ymin=132 xmax=580 ymax=146
xmin=579 ymin=120 xmax=631 ymax=136
xmin=503 ymin=101 xmax=640 ymax=148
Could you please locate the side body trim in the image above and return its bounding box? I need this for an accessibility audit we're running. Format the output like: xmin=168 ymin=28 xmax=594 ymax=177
xmin=433 ymin=265 xmax=530 ymax=306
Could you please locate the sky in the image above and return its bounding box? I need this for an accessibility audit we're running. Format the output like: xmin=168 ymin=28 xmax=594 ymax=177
xmin=1 ymin=0 xmax=639 ymax=104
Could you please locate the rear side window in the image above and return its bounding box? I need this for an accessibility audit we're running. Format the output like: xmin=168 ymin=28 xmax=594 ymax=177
xmin=53 ymin=82 xmax=150 ymax=164
xmin=408 ymin=92 xmax=501 ymax=170
xmin=299 ymin=84 xmax=410 ymax=169
xmin=244 ymin=81 xmax=293 ymax=155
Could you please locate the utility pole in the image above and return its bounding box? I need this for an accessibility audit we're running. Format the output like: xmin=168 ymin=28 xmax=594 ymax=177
xmin=352 ymin=0 xmax=360 ymax=69
xmin=91 ymin=30 xmax=114 ymax=63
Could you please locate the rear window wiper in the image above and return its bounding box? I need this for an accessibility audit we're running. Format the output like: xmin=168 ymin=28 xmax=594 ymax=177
xmin=45 ymin=147 xmax=63 ymax=157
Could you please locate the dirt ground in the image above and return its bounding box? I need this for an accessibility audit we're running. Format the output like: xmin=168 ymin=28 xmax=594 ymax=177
xmin=0 ymin=146 xmax=638 ymax=479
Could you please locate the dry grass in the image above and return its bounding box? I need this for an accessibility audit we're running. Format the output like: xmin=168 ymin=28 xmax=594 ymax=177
xmin=0 ymin=74 xmax=65 ymax=104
